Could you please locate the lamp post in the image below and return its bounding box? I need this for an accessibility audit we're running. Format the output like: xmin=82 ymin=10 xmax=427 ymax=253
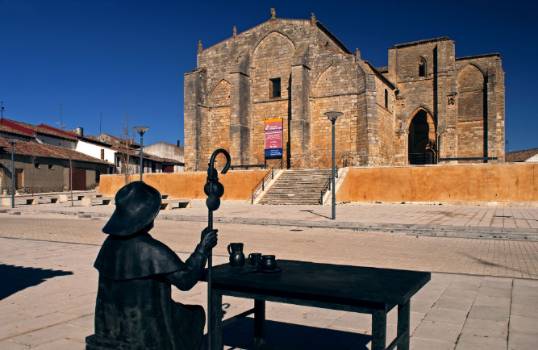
xmin=133 ymin=126 xmax=149 ymax=181
xmin=324 ymin=111 xmax=342 ymax=220
xmin=8 ymin=139 xmax=16 ymax=208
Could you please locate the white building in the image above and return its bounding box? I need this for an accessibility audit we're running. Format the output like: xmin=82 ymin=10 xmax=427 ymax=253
xmin=144 ymin=142 xmax=184 ymax=172
xmin=75 ymin=136 xmax=116 ymax=165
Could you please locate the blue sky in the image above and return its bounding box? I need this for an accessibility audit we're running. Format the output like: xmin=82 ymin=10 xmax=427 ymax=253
xmin=0 ymin=0 xmax=536 ymax=151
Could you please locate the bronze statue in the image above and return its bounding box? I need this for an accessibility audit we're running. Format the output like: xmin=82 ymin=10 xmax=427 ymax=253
xmin=86 ymin=181 xmax=217 ymax=350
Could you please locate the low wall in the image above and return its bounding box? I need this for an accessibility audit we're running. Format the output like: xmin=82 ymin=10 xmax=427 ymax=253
xmin=98 ymin=170 xmax=267 ymax=200
xmin=337 ymin=163 xmax=538 ymax=203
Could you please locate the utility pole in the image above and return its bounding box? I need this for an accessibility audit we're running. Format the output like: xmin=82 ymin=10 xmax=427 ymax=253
xmin=9 ymin=139 xmax=17 ymax=208
xmin=69 ymin=156 xmax=74 ymax=207
xmin=0 ymin=101 xmax=5 ymax=119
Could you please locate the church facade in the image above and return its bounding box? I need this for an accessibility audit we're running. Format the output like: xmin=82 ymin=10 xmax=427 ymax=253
xmin=184 ymin=12 xmax=505 ymax=171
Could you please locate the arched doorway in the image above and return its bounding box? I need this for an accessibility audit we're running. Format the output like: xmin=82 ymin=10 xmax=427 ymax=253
xmin=408 ymin=110 xmax=436 ymax=164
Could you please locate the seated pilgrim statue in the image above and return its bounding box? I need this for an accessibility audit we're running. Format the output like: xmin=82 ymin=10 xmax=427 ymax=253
xmin=86 ymin=181 xmax=217 ymax=350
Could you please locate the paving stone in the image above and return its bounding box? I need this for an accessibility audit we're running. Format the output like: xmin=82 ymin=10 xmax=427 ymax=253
xmin=468 ymin=305 xmax=510 ymax=322
xmin=410 ymin=337 xmax=455 ymax=350
xmin=508 ymin=331 xmax=538 ymax=350
xmin=0 ymin=339 xmax=30 ymax=349
xmin=412 ymin=320 xmax=462 ymax=343
xmin=509 ymin=315 xmax=538 ymax=335
xmin=479 ymin=286 xmax=512 ymax=298
xmin=32 ymin=338 xmax=85 ymax=350
xmin=461 ymin=318 xmax=508 ymax=338
xmin=423 ymin=307 xmax=468 ymax=325
xmin=510 ymin=303 xmax=538 ymax=319
xmin=455 ymin=333 xmax=506 ymax=350
xmin=434 ymin=296 xmax=474 ymax=311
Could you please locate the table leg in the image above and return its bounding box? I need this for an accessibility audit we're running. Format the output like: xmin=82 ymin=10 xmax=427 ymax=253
xmin=209 ymin=290 xmax=223 ymax=350
xmin=372 ymin=310 xmax=386 ymax=350
xmin=254 ymin=299 xmax=266 ymax=348
xmin=397 ymin=301 xmax=410 ymax=350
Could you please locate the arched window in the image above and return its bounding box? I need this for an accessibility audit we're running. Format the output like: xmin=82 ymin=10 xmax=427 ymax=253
xmin=418 ymin=57 xmax=427 ymax=77
xmin=384 ymin=89 xmax=389 ymax=109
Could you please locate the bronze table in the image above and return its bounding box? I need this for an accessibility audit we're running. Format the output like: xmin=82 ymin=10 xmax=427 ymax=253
xmin=205 ymin=260 xmax=430 ymax=350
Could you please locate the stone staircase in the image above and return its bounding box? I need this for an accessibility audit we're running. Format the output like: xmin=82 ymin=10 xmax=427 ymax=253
xmin=258 ymin=169 xmax=333 ymax=205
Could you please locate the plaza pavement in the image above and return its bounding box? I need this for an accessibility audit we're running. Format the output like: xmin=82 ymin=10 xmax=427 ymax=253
xmin=1 ymin=214 xmax=538 ymax=349
xmin=5 ymin=199 xmax=538 ymax=241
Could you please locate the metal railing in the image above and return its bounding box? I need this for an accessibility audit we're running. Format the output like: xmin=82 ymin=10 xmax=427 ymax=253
xmin=319 ymin=167 xmax=338 ymax=205
xmin=319 ymin=176 xmax=331 ymax=205
xmin=250 ymin=168 xmax=274 ymax=204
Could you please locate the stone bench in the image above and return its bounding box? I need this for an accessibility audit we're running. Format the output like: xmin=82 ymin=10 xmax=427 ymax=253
xmin=160 ymin=200 xmax=190 ymax=211
xmin=24 ymin=198 xmax=38 ymax=205
xmin=81 ymin=197 xmax=113 ymax=207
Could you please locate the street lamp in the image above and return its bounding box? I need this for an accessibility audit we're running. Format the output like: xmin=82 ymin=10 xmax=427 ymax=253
xmin=324 ymin=111 xmax=342 ymax=220
xmin=133 ymin=126 xmax=149 ymax=181
xmin=8 ymin=139 xmax=17 ymax=208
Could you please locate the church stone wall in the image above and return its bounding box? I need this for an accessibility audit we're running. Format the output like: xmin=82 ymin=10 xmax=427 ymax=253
xmin=184 ymin=14 xmax=505 ymax=171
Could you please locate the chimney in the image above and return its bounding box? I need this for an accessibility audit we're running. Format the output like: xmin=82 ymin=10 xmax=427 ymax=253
xmin=74 ymin=127 xmax=84 ymax=137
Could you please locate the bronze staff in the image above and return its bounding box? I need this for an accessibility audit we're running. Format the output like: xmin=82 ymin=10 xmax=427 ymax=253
xmin=204 ymin=148 xmax=231 ymax=349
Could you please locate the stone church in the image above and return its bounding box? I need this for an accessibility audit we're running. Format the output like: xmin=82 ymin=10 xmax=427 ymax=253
xmin=184 ymin=10 xmax=505 ymax=171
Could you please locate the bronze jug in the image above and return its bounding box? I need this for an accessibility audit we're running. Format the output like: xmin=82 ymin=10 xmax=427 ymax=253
xmin=227 ymin=243 xmax=245 ymax=267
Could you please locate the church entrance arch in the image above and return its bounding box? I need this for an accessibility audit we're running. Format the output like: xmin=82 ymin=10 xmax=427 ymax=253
xmin=408 ymin=109 xmax=436 ymax=165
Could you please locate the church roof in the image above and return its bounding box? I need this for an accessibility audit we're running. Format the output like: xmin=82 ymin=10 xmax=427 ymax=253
xmin=506 ymin=148 xmax=538 ymax=162
xmin=200 ymin=16 xmax=351 ymax=55
xmin=392 ymin=37 xmax=451 ymax=49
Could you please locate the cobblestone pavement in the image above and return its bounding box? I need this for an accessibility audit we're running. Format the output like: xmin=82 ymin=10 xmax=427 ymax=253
xmin=1 ymin=216 xmax=538 ymax=349
xmin=7 ymin=200 xmax=538 ymax=240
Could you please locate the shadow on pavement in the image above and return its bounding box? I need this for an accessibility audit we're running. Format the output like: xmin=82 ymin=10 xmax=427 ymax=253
xmin=0 ymin=264 xmax=73 ymax=300
xmin=219 ymin=317 xmax=370 ymax=350
xmin=300 ymin=209 xmax=332 ymax=220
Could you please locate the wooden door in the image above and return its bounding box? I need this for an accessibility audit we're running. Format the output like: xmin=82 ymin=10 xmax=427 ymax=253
xmin=71 ymin=168 xmax=86 ymax=190
xmin=15 ymin=169 xmax=24 ymax=190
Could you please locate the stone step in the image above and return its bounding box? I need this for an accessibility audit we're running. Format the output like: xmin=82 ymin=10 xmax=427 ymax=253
xmin=257 ymin=169 xmax=334 ymax=205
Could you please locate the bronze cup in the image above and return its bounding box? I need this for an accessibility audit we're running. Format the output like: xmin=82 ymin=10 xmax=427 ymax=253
xmin=260 ymin=255 xmax=277 ymax=270
xmin=248 ymin=252 xmax=262 ymax=266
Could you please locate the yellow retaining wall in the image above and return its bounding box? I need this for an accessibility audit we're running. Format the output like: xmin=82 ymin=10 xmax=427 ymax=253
xmin=337 ymin=163 xmax=538 ymax=203
xmin=98 ymin=170 xmax=267 ymax=200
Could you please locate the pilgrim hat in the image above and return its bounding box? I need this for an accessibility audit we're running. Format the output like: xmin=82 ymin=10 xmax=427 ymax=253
xmin=102 ymin=181 xmax=162 ymax=236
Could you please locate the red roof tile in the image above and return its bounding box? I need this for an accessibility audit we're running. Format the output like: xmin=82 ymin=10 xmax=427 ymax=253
xmin=0 ymin=137 xmax=109 ymax=165
xmin=36 ymin=124 xmax=78 ymax=140
xmin=0 ymin=118 xmax=36 ymax=137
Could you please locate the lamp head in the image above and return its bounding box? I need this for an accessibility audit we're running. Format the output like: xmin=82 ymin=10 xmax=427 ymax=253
xmin=324 ymin=111 xmax=343 ymax=123
xmin=133 ymin=126 xmax=149 ymax=136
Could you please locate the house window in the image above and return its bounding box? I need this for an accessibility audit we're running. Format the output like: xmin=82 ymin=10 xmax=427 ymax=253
xmin=270 ymin=78 xmax=281 ymax=98
xmin=419 ymin=57 xmax=427 ymax=77
xmin=384 ymin=89 xmax=389 ymax=109
xmin=100 ymin=149 xmax=105 ymax=160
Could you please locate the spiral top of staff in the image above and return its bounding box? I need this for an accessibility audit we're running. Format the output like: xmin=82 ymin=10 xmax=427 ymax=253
xmin=184 ymin=10 xmax=505 ymax=171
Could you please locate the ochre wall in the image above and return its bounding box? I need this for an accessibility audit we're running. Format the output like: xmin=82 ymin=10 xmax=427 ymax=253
xmin=337 ymin=163 xmax=538 ymax=203
xmin=98 ymin=170 xmax=267 ymax=200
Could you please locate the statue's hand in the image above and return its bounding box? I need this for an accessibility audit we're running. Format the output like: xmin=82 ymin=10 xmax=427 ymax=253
xmin=200 ymin=227 xmax=218 ymax=253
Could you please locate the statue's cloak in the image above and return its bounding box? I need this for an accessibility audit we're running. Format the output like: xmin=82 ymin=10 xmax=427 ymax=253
xmin=89 ymin=233 xmax=204 ymax=350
